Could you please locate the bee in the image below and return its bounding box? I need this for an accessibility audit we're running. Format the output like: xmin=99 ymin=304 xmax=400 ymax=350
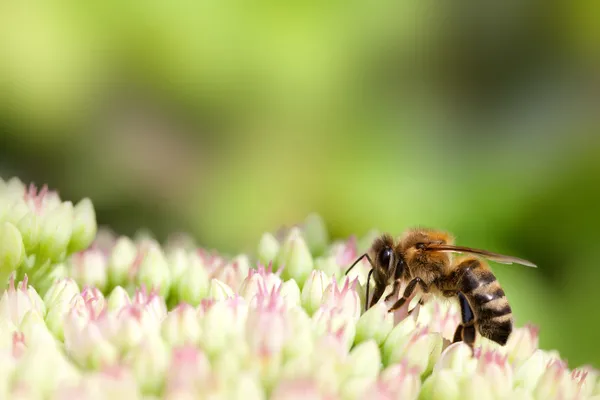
xmin=345 ymin=228 xmax=536 ymax=349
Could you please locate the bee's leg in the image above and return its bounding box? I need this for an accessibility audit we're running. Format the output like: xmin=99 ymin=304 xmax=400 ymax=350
xmin=384 ymin=280 xmax=402 ymax=303
xmin=369 ymin=283 xmax=386 ymax=310
xmin=387 ymin=277 xmax=428 ymax=312
xmin=453 ymin=292 xmax=476 ymax=351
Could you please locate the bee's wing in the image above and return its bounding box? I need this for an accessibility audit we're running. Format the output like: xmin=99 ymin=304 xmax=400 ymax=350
xmin=423 ymin=244 xmax=537 ymax=268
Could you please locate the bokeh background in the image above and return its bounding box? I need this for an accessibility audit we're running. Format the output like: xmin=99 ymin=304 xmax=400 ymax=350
xmin=1 ymin=1 xmax=599 ymax=366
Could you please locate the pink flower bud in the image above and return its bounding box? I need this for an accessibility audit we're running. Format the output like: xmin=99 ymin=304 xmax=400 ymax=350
xmin=321 ymin=277 xmax=361 ymax=322
xmin=271 ymin=378 xmax=327 ymax=400
xmin=0 ymin=275 xmax=42 ymax=326
xmin=505 ymin=324 xmax=539 ymax=365
xmin=162 ymin=303 xmax=201 ymax=347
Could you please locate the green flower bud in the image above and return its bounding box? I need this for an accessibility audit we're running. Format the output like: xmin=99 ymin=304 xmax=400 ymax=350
xmin=276 ymin=228 xmax=314 ymax=287
xmin=162 ymin=304 xmax=202 ymax=347
xmin=419 ymin=369 xmax=460 ymax=400
xmin=382 ymin=314 xmax=417 ymax=364
xmin=257 ymin=232 xmax=280 ymax=266
xmin=0 ymin=222 xmax=25 ymax=287
xmin=106 ymin=286 xmax=132 ymax=312
xmin=344 ymin=340 xmax=381 ymax=382
xmin=301 ymin=270 xmax=329 ymax=315
xmin=165 ymin=247 xmax=189 ymax=286
xmin=38 ymin=202 xmax=74 ymax=262
xmin=126 ymin=333 xmax=169 ymax=395
xmin=19 ymin=309 xmax=52 ymax=345
xmin=434 ymin=342 xmax=477 ymax=378
xmin=200 ymin=301 xmax=242 ymax=357
xmin=136 ymin=245 xmax=171 ymax=298
xmin=68 ymin=198 xmax=97 ymax=254
xmin=16 ymin=212 xmax=41 ymax=253
xmin=302 ymin=213 xmax=329 ymax=257
xmin=281 ymin=279 xmax=301 ymax=309
xmin=354 ymin=301 xmax=394 ymax=346
xmin=208 ymin=278 xmax=234 ymax=301
xmin=176 ymin=253 xmax=209 ymax=306
xmin=6 ymin=199 xmax=30 ymax=227
xmin=282 ymin=308 xmax=313 ymax=362
xmin=459 ymin=374 xmax=494 ymax=400
xmin=108 ymin=236 xmax=137 ymax=288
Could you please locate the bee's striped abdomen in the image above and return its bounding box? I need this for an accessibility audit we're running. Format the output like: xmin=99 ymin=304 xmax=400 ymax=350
xmin=457 ymin=258 xmax=513 ymax=345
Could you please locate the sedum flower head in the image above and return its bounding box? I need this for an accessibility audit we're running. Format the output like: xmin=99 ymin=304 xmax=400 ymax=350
xmin=0 ymin=198 xmax=595 ymax=400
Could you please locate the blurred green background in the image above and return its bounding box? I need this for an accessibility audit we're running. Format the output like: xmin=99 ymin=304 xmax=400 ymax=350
xmin=0 ymin=1 xmax=599 ymax=366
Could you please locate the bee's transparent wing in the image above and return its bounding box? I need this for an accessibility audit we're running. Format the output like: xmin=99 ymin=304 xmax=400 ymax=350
xmin=423 ymin=244 xmax=537 ymax=268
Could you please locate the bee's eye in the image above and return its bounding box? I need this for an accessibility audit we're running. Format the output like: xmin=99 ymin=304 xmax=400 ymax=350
xmin=378 ymin=247 xmax=393 ymax=268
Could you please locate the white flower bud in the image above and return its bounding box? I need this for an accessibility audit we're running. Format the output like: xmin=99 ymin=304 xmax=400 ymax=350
xmin=300 ymin=270 xmax=329 ymax=315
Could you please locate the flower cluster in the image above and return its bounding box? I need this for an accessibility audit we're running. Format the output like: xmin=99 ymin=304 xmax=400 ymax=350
xmin=0 ymin=177 xmax=597 ymax=399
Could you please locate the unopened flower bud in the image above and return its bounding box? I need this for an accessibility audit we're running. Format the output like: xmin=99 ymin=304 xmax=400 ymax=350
xmin=162 ymin=304 xmax=202 ymax=347
xmin=420 ymin=369 xmax=460 ymax=400
xmin=382 ymin=316 xmax=416 ymax=364
xmin=65 ymin=321 xmax=119 ymax=369
xmin=0 ymin=275 xmax=42 ymax=326
xmin=458 ymin=374 xmax=494 ymax=400
xmin=368 ymin=362 xmax=421 ymax=400
xmin=107 ymin=286 xmax=131 ymax=312
xmin=276 ymin=228 xmax=314 ymax=287
xmin=136 ymin=245 xmax=171 ymax=298
xmin=71 ymin=250 xmax=108 ymax=292
xmin=514 ymin=350 xmax=551 ymax=392
xmin=125 ymin=333 xmax=169 ymax=395
xmin=258 ymin=232 xmax=280 ymax=266
xmin=107 ymin=237 xmax=137 ymax=288
xmin=68 ymin=198 xmax=97 ymax=254
xmin=228 ymin=373 xmax=266 ymax=400
xmin=321 ymin=277 xmax=361 ymax=322
xmin=176 ymin=254 xmax=209 ymax=306
xmin=44 ymin=278 xmax=79 ymax=308
xmin=345 ymin=340 xmax=381 ymax=382
xmin=0 ymin=222 xmax=25 ymax=286
xmin=301 ymin=270 xmax=329 ymax=315
xmin=208 ymin=278 xmax=234 ymax=301
xmin=38 ymin=202 xmax=74 ymax=262
xmin=505 ymin=324 xmax=539 ymax=365
xmin=165 ymin=247 xmax=189 ymax=285
xmin=354 ymin=301 xmax=394 ymax=346
xmin=435 ymin=342 xmax=477 ymax=377
xmin=387 ymin=327 xmax=442 ymax=376
xmin=13 ymin=338 xmax=80 ymax=397
xmin=476 ymin=350 xmax=513 ymax=398
xmin=16 ymin=212 xmax=41 ymax=253
xmin=271 ymin=379 xmax=325 ymax=400
xmin=281 ymin=279 xmax=301 ymax=309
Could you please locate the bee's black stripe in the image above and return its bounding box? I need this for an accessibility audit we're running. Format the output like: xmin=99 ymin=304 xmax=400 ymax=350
xmin=460 ymin=269 xmax=496 ymax=294
xmin=484 ymin=319 xmax=512 ymax=345
xmin=478 ymin=304 xmax=512 ymax=320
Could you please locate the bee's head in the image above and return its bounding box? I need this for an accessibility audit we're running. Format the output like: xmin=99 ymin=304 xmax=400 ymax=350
xmin=371 ymin=234 xmax=406 ymax=282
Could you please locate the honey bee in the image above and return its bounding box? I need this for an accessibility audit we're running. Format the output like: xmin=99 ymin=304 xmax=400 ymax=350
xmin=345 ymin=228 xmax=536 ymax=349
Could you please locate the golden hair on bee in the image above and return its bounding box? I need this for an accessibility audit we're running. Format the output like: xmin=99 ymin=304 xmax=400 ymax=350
xmin=345 ymin=228 xmax=536 ymax=349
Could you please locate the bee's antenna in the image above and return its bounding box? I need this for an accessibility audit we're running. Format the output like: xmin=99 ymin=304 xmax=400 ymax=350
xmin=345 ymin=253 xmax=374 ymax=275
